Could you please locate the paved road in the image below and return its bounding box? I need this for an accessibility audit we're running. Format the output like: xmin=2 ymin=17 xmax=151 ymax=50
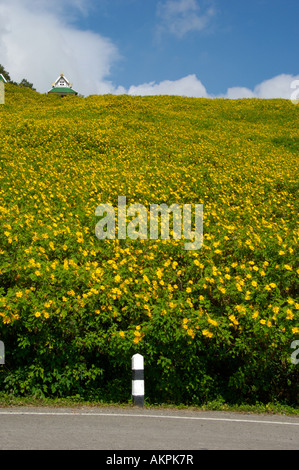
xmin=0 ymin=406 xmax=298 ymax=450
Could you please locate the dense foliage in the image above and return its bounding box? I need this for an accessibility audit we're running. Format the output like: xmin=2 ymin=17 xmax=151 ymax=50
xmin=0 ymin=84 xmax=298 ymax=405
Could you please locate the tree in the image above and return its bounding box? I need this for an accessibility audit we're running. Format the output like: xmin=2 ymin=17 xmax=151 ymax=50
xmin=0 ymin=64 xmax=11 ymax=82
xmin=0 ymin=65 xmax=36 ymax=90
xmin=19 ymin=78 xmax=36 ymax=90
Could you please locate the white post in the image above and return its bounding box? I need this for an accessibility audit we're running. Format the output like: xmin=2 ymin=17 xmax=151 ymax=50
xmin=0 ymin=341 xmax=4 ymax=364
xmin=132 ymin=353 xmax=144 ymax=407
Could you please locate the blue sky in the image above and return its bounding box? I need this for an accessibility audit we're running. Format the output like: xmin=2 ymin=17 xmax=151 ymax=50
xmin=77 ymin=0 xmax=299 ymax=94
xmin=0 ymin=0 xmax=298 ymax=98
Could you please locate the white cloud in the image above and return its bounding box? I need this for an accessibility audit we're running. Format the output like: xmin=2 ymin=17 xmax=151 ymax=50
xmin=127 ymin=73 xmax=299 ymax=101
xmin=223 ymin=87 xmax=255 ymax=100
xmin=156 ymin=0 xmax=216 ymax=38
xmin=222 ymin=74 xmax=299 ymax=100
xmin=0 ymin=0 xmax=121 ymax=96
xmin=128 ymin=74 xmax=209 ymax=97
xmin=253 ymin=74 xmax=299 ymax=99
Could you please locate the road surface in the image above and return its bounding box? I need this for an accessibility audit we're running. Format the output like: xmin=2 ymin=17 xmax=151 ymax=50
xmin=0 ymin=406 xmax=298 ymax=450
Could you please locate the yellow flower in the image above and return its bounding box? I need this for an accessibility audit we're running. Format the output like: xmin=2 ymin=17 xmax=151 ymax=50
xmin=284 ymin=264 xmax=292 ymax=271
xmin=208 ymin=317 xmax=218 ymax=327
xmin=260 ymin=319 xmax=266 ymax=325
xmin=235 ymin=305 xmax=246 ymax=314
xmin=187 ymin=328 xmax=195 ymax=338
xmin=16 ymin=291 xmax=23 ymax=298
xmin=292 ymin=327 xmax=299 ymax=334
xmin=114 ymin=274 xmax=121 ymax=283
xmin=229 ymin=314 xmax=239 ymax=325
xmin=156 ymin=268 xmax=163 ymax=279
xmin=286 ymin=309 xmax=294 ymax=320
xmin=202 ymin=329 xmax=213 ymax=338
xmin=34 ymin=311 xmax=41 ymax=318
xmin=252 ymin=311 xmax=259 ymax=319
xmin=119 ymin=331 xmax=125 ymax=338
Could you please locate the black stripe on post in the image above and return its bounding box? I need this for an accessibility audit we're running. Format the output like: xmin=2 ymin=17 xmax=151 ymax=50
xmin=132 ymin=369 xmax=144 ymax=380
xmin=132 ymin=353 xmax=144 ymax=407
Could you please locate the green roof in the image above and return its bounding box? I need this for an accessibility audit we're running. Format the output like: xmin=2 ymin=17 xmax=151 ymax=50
xmin=48 ymin=87 xmax=77 ymax=94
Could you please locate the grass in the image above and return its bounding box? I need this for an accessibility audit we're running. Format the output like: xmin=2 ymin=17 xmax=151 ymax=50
xmin=0 ymin=393 xmax=298 ymax=416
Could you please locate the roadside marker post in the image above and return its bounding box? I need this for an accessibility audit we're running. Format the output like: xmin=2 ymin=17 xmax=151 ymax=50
xmin=132 ymin=353 xmax=144 ymax=407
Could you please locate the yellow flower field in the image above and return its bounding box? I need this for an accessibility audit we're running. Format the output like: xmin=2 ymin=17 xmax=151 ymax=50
xmin=0 ymin=83 xmax=298 ymax=404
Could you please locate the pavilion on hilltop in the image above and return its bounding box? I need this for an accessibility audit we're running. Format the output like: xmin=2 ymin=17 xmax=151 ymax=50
xmin=48 ymin=73 xmax=78 ymax=97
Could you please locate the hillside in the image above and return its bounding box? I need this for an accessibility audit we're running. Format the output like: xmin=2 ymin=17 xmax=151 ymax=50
xmin=0 ymin=84 xmax=298 ymax=405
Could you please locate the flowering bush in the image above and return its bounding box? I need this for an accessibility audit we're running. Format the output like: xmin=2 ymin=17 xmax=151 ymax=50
xmin=0 ymin=84 xmax=298 ymax=404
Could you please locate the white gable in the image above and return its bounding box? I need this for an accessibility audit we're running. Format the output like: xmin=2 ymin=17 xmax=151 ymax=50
xmin=53 ymin=74 xmax=72 ymax=88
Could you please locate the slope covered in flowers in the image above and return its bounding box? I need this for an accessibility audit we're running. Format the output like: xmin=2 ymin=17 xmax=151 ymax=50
xmin=0 ymin=84 xmax=298 ymax=404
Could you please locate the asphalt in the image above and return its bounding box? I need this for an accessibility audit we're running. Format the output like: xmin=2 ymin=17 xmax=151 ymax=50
xmin=0 ymin=406 xmax=298 ymax=451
